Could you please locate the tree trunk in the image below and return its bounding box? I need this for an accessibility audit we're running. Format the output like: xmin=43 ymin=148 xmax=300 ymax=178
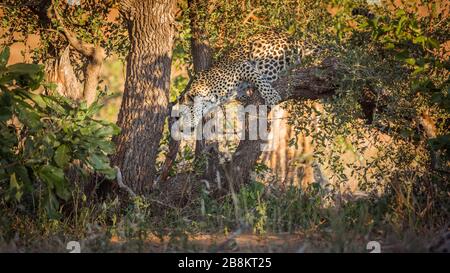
xmin=158 ymin=0 xmax=213 ymax=183
xmin=188 ymin=0 xmax=212 ymax=74
xmin=187 ymin=0 xmax=215 ymax=159
xmin=45 ymin=46 xmax=83 ymax=100
xmin=112 ymin=0 xmax=176 ymax=194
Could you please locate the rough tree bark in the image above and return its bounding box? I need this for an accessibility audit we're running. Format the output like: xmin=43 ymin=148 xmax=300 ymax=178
xmin=112 ymin=0 xmax=176 ymax=194
xmin=159 ymin=0 xmax=213 ymax=183
xmin=187 ymin=0 xmax=216 ymax=161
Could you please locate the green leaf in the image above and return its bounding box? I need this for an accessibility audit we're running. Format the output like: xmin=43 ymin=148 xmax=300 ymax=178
xmin=6 ymin=63 xmax=42 ymax=75
xmin=412 ymin=64 xmax=429 ymax=75
xmin=13 ymin=165 xmax=32 ymax=192
xmin=404 ymin=58 xmax=416 ymax=65
xmin=80 ymin=125 xmax=95 ymax=136
xmin=85 ymin=102 xmax=103 ymax=117
xmin=0 ymin=91 xmax=12 ymax=106
xmin=395 ymin=9 xmax=406 ymax=17
xmin=0 ymin=106 xmax=12 ymax=121
xmin=43 ymin=133 xmax=61 ymax=148
xmin=408 ymin=21 xmax=421 ymax=34
xmin=0 ymin=47 xmax=10 ymax=68
xmin=43 ymin=191 xmax=60 ymax=219
xmin=6 ymin=63 xmax=44 ymax=90
xmin=384 ymin=43 xmax=395 ymax=50
xmin=395 ymin=50 xmax=409 ymax=61
xmin=100 ymin=167 xmax=116 ymax=180
xmin=96 ymin=139 xmax=115 ymax=154
xmin=86 ymin=153 xmax=116 ymax=179
xmin=396 ymin=16 xmax=407 ymax=35
xmin=412 ymin=36 xmax=426 ymax=46
xmin=427 ymin=38 xmax=439 ymax=49
xmin=43 ymin=82 xmax=58 ymax=92
xmin=38 ymin=165 xmax=70 ymax=201
xmin=15 ymin=103 xmax=42 ymax=129
xmin=9 ymin=173 xmax=23 ymax=202
xmin=42 ymin=96 xmax=68 ymax=115
xmin=54 ymin=144 xmax=71 ymax=168
xmin=95 ymin=124 xmax=120 ymax=138
xmin=87 ymin=153 xmax=110 ymax=170
xmin=27 ymin=93 xmax=48 ymax=109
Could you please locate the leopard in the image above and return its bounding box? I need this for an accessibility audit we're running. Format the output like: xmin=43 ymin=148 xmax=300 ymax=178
xmin=174 ymin=30 xmax=321 ymax=130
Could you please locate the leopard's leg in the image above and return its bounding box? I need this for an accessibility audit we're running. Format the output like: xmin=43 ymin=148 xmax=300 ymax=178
xmin=240 ymin=61 xmax=281 ymax=105
xmin=235 ymin=81 xmax=251 ymax=100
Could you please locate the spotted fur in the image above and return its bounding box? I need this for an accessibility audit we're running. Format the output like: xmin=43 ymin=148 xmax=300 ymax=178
xmin=176 ymin=31 xmax=320 ymax=128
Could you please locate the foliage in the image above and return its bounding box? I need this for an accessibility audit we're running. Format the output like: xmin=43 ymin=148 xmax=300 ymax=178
xmin=1 ymin=0 xmax=129 ymax=72
xmin=328 ymin=0 xmax=449 ymax=160
xmin=0 ymin=47 xmax=119 ymax=218
xmin=286 ymin=0 xmax=449 ymax=231
xmin=169 ymin=1 xmax=449 ymax=235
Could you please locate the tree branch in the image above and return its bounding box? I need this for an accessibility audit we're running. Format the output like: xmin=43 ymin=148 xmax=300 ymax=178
xmin=51 ymin=0 xmax=105 ymax=105
xmin=158 ymin=0 xmax=214 ymax=184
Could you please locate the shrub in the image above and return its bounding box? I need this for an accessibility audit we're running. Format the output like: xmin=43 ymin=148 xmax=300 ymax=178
xmin=0 ymin=47 xmax=120 ymax=218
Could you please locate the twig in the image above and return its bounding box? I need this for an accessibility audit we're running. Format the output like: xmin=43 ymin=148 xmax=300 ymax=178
xmin=114 ymin=166 xmax=137 ymax=198
xmin=51 ymin=0 xmax=96 ymax=57
xmin=243 ymin=8 xmax=261 ymax=24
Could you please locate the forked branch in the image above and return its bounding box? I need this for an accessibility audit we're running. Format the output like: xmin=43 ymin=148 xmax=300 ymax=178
xmin=51 ymin=0 xmax=105 ymax=105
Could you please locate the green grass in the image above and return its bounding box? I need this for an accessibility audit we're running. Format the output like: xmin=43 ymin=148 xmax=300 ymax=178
xmin=1 ymin=175 xmax=447 ymax=252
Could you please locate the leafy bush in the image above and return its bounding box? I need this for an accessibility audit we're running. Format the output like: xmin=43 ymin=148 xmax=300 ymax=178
xmin=329 ymin=0 xmax=449 ymax=163
xmin=0 ymin=47 xmax=120 ymax=218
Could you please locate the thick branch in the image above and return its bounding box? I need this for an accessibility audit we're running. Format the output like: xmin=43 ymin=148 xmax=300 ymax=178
xmin=188 ymin=0 xmax=215 ymax=159
xmin=275 ymin=57 xmax=340 ymax=101
xmin=188 ymin=0 xmax=213 ymax=73
xmin=46 ymin=46 xmax=83 ymax=100
xmin=51 ymin=0 xmax=105 ymax=105
xmin=158 ymin=0 xmax=213 ymax=183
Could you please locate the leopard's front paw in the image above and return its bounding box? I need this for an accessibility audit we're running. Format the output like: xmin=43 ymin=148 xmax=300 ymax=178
xmin=267 ymin=92 xmax=281 ymax=105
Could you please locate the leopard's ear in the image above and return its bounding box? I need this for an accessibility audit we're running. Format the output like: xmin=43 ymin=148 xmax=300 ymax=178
xmin=188 ymin=94 xmax=195 ymax=103
xmin=180 ymin=93 xmax=194 ymax=104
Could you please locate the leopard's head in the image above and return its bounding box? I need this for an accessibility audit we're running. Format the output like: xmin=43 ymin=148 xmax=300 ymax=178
xmin=174 ymin=80 xmax=217 ymax=131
